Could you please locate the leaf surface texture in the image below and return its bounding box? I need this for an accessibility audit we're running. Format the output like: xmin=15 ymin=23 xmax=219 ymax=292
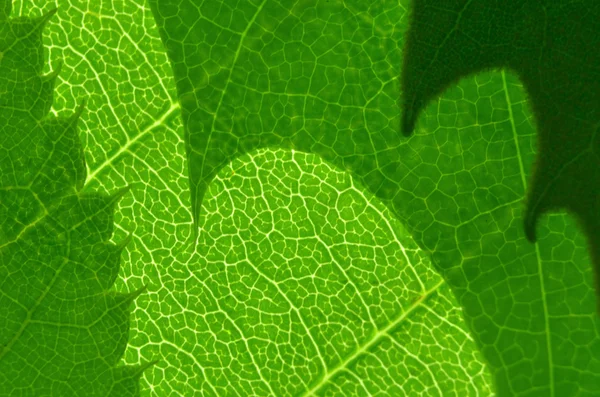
xmin=0 ymin=1 xmax=151 ymax=395
xmin=149 ymin=0 xmax=600 ymax=396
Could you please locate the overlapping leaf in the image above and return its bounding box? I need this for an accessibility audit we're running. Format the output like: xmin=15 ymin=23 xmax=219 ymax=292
xmin=167 ymin=147 xmax=491 ymax=395
xmin=149 ymin=0 xmax=600 ymax=395
xmin=400 ymin=0 xmax=600 ymax=312
xmin=10 ymin=0 xmax=597 ymax=395
xmin=31 ymin=0 xmax=493 ymax=393
xmin=0 ymin=1 xmax=152 ymax=395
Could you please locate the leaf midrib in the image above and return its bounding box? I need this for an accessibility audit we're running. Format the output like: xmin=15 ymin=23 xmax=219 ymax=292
xmin=302 ymin=278 xmax=445 ymax=397
xmin=501 ymin=69 xmax=554 ymax=396
xmin=83 ymin=102 xmax=180 ymax=187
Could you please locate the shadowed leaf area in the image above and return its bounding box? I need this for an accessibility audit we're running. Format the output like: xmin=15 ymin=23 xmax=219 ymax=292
xmin=149 ymin=0 xmax=600 ymax=396
xmin=400 ymin=0 xmax=600 ymax=310
xmin=0 ymin=0 xmax=154 ymax=395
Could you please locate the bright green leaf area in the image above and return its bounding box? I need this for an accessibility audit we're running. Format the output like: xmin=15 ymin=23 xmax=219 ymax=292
xmin=187 ymin=148 xmax=492 ymax=395
xmin=3 ymin=0 xmax=599 ymax=396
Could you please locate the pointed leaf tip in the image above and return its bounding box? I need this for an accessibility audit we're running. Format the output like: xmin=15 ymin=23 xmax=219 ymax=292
xmin=190 ymin=224 xmax=199 ymax=247
xmin=122 ymin=284 xmax=148 ymax=306
xmin=66 ymin=100 xmax=86 ymax=127
xmin=523 ymin=207 xmax=538 ymax=244
xmin=524 ymin=220 xmax=537 ymax=244
xmin=116 ymin=232 xmax=133 ymax=251
xmin=50 ymin=60 xmax=63 ymax=78
xmin=75 ymin=99 xmax=86 ymax=115
xmin=106 ymin=184 xmax=138 ymax=222
xmin=401 ymin=108 xmax=415 ymax=137
xmin=45 ymin=7 xmax=58 ymax=17
xmin=133 ymin=284 xmax=148 ymax=299
xmin=37 ymin=7 xmax=57 ymax=28
xmin=109 ymin=184 xmax=134 ymax=204
xmin=400 ymin=98 xmax=422 ymax=137
xmin=140 ymin=359 xmax=160 ymax=373
xmin=44 ymin=61 xmax=63 ymax=87
xmin=127 ymin=358 xmax=161 ymax=381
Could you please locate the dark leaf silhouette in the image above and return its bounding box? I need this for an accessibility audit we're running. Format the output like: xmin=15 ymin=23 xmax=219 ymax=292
xmin=400 ymin=0 xmax=600 ymax=308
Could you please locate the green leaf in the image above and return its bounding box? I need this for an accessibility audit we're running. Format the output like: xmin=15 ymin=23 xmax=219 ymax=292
xmin=400 ymin=0 xmax=600 ymax=309
xmin=7 ymin=0 xmax=599 ymax=395
xmin=188 ymin=148 xmax=493 ymax=395
xmin=149 ymin=0 xmax=600 ymax=396
xmin=10 ymin=0 xmax=491 ymax=392
xmin=0 ymin=1 xmax=152 ymax=395
xmin=10 ymin=0 xmax=492 ymax=394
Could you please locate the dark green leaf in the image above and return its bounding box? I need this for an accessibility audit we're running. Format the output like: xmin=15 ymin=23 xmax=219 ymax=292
xmin=400 ymin=0 xmax=600 ymax=311
xmin=0 ymin=1 xmax=152 ymax=395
